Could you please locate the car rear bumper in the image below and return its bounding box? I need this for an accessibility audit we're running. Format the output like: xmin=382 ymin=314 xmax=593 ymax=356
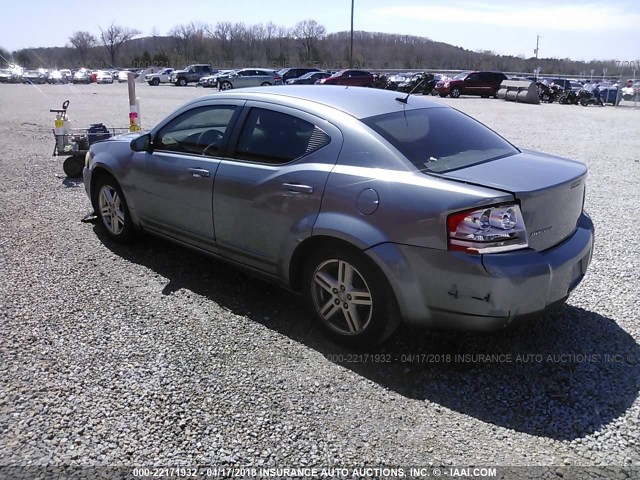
xmin=366 ymin=212 xmax=594 ymax=331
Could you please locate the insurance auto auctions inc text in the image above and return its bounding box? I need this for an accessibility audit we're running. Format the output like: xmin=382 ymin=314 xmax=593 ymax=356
xmin=203 ymin=466 xmax=496 ymax=478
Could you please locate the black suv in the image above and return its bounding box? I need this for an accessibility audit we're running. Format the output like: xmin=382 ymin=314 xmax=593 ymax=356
xmin=434 ymin=71 xmax=507 ymax=98
xmin=171 ymin=64 xmax=214 ymax=86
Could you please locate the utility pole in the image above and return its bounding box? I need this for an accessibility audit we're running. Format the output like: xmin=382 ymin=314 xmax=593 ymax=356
xmin=534 ymin=35 xmax=540 ymax=59
xmin=350 ymin=0 xmax=355 ymax=68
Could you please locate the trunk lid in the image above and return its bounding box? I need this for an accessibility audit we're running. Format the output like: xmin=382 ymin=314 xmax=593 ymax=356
xmin=440 ymin=150 xmax=587 ymax=252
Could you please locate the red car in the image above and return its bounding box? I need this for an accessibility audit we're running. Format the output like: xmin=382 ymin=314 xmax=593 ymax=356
xmin=318 ymin=69 xmax=374 ymax=87
xmin=433 ymin=71 xmax=507 ymax=98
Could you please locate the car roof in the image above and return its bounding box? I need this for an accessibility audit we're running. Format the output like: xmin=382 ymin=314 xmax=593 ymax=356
xmin=189 ymin=85 xmax=445 ymax=120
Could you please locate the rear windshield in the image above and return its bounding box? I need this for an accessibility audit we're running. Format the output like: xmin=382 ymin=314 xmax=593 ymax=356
xmin=362 ymin=108 xmax=519 ymax=173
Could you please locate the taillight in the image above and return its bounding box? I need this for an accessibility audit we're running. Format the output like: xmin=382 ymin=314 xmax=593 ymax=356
xmin=275 ymin=76 xmax=282 ymax=81
xmin=447 ymin=204 xmax=528 ymax=254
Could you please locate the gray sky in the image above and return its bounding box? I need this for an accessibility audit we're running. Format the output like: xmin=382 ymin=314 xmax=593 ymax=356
xmin=1 ymin=0 xmax=639 ymax=63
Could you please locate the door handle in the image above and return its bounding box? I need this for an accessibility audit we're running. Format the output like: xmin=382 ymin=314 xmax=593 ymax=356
xmin=282 ymin=182 xmax=313 ymax=194
xmin=188 ymin=168 xmax=210 ymax=178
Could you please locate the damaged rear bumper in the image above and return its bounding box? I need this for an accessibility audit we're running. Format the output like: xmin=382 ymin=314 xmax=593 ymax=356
xmin=366 ymin=213 xmax=594 ymax=331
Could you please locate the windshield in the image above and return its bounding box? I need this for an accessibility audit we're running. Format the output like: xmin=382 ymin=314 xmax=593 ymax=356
xmin=453 ymin=72 xmax=470 ymax=80
xmin=362 ymin=108 xmax=518 ymax=173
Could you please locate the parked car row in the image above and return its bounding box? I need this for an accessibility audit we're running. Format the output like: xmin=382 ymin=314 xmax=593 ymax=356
xmin=0 ymin=66 xmax=149 ymax=85
xmin=3 ymin=62 xmax=638 ymax=106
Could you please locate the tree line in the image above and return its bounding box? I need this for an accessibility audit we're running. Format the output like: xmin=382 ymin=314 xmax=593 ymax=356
xmin=1 ymin=20 xmax=635 ymax=78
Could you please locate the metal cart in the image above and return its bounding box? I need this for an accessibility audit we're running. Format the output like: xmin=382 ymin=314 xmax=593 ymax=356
xmin=51 ymin=100 xmax=130 ymax=178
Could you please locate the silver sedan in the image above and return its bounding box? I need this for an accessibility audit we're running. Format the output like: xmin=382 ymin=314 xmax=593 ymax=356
xmin=217 ymin=68 xmax=283 ymax=90
xmin=83 ymin=86 xmax=594 ymax=346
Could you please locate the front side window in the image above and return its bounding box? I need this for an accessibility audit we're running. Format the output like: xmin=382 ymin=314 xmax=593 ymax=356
xmin=362 ymin=108 xmax=518 ymax=173
xmin=155 ymin=105 xmax=237 ymax=156
xmin=235 ymin=108 xmax=330 ymax=164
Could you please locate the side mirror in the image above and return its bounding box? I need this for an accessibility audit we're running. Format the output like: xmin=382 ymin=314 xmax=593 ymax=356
xmin=131 ymin=133 xmax=152 ymax=152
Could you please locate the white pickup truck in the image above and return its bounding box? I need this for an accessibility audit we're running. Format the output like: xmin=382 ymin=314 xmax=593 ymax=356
xmin=144 ymin=68 xmax=175 ymax=86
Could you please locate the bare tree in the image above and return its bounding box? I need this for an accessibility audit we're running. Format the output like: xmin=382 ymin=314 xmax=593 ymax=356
xmin=168 ymin=24 xmax=191 ymax=57
xmin=150 ymin=26 xmax=166 ymax=57
xmin=263 ymin=22 xmax=278 ymax=61
xmin=210 ymin=22 xmax=232 ymax=50
xmin=68 ymin=31 xmax=96 ymax=66
xmin=292 ymin=19 xmax=326 ymax=62
xmin=276 ymin=25 xmax=290 ymax=62
xmin=188 ymin=22 xmax=209 ymax=60
xmin=99 ymin=23 xmax=140 ymax=66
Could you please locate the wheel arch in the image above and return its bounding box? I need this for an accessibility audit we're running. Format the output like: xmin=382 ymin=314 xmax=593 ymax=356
xmin=288 ymin=236 xmax=364 ymax=293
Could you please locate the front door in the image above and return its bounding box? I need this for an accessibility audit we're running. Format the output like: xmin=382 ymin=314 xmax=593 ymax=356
xmin=128 ymin=102 xmax=243 ymax=248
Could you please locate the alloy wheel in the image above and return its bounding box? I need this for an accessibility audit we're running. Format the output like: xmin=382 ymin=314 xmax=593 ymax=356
xmin=98 ymin=185 xmax=125 ymax=236
xmin=311 ymin=259 xmax=373 ymax=335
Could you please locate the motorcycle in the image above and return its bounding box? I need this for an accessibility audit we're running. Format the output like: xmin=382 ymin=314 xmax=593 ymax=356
xmin=372 ymin=73 xmax=390 ymax=89
xmin=557 ymin=90 xmax=579 ymax=105
xmin=578 ymin=85 xmax=605 ymax=106
xmin=397 ymin=73 xmax=437 ymax=95
xmin=536 ymin=82 xmax=563 ymax=103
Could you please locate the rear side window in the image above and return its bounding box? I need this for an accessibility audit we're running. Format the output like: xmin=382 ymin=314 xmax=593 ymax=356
xmin=235 ymin=108 xmax=330 ymax=164
xmin=362 ymin=108 xmax=518 ymax=173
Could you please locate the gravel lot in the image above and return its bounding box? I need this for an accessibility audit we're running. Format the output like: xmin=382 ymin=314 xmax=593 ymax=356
xmin=1 ymin=83 xmax=639 ymax=476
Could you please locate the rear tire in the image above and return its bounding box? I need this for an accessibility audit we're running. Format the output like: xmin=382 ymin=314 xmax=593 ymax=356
xmin=260 ymin=82 xmax=272 ymax=86
xmin=303 ymin=245 xmax=400 ymax=347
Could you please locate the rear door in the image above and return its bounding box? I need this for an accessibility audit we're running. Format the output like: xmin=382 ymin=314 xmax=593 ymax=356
xmin=234 ymin=70 xmax=256 ymax=88
xmin=128 ymin=101 xmax=244 ymax=248
xmin=212 ymin=103 xmax=343 ymax=274
xmin=254 ymin=69 xmax=274 ymax=86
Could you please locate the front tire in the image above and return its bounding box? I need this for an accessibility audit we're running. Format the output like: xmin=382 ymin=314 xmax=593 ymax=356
xmin=93 ymin=175 xmax=134 ymax=243
xmin=220 ymin=81 xmax=232 ymax=91
xmin=176 ymin=77 xmax=187 ymax=87
xmin=151 ymin=77 xmax=160 ymax=86
xmin=450 ymin=88 xmax=461 ymax=98
xmin=303 ymin=246 xmax=400 ymax=347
